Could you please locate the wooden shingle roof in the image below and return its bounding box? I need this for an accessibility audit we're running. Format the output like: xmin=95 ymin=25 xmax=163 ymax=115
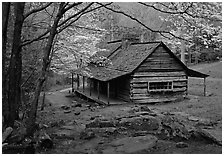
xmin=107 ymin=42 xmax=160 ymax=72
xmin=74 ymin=42 xmax=160 ymax=81
xmin=73 ymin=41 xmax=208 ymax=81
xmin=75 ymin=65 xmax=130 ymax=81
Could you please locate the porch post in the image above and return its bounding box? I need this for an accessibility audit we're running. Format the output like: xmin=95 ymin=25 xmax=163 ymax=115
xmin=97 ymin=81 xmax=100 ymax=99
xmin=107 ymin=81 xmax=110 ymax=105
xmin=77 ymin=74 xmax=79 ymax=90
xmin=71 ymin=73 xmax=74 ymax=92
xmin=83 ymin=76 xmax=85 ymax=93
xmin=204 ymin=77 xmax=206 ymax=96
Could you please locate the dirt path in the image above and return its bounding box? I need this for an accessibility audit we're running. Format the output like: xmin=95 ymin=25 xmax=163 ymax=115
xmin=46 ymin=92 xmax=72 ymax=107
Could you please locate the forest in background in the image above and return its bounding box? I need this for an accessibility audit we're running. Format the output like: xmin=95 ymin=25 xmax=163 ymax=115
xmin=2 ymin=2 xmax=222 ymax=138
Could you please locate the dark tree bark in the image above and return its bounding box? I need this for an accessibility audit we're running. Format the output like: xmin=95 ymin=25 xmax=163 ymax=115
xmin=26 ymin=3 xmax=65 ymax=136
xmin=7 ymin=2 xmax=25 ymax=127
xmin=2 ymin=2 xmax=11 ymax=127
xmin=41 ymin=81 xmax=47 ymax=111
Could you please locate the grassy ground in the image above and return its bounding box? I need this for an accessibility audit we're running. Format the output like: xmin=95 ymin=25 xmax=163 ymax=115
xmin=38 ymin=61 xmax=222 ymax=154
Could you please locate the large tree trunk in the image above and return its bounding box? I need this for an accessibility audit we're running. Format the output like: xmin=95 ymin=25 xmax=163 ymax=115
xmin=7 ymin=2 xmax=25 ymax=127
xmin=2 ymin=2 xmax=11 ymax=127
xmin=26 ymin=3 xmax=65 ymax=136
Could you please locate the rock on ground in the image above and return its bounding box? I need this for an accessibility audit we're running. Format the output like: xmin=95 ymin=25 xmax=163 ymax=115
xmin=102 ymin=135 xmax=158 ymax=154
xmin=80 ymin=131 xmax=95 ymax=140
xmin=176 ymin=142 xmax=189 ymax=148
xmin=118 ymin=116 xmax=159 ymax=131
xmin=86 ymin=118 xmax=116 ymax=128
xmin=197 ymin=128 xmax=222 ymax=146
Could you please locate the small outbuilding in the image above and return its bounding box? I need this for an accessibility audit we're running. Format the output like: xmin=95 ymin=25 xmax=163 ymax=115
xmin=72 ymin=35 xmax=209 ymax=105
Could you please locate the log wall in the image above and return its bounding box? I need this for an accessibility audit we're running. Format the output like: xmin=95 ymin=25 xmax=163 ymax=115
xmin=130 ymin=45 xmax=187 ymax=104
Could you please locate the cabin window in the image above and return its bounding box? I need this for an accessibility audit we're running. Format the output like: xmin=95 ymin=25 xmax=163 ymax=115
xmin=148 ymin=81 xmax=173 ymax=92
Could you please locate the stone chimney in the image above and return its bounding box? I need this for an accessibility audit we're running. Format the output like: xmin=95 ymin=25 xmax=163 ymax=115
xmin=121 ymin=34 xmax=140 ymax=49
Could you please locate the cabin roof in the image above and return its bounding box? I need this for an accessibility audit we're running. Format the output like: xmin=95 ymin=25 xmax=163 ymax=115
xmin=73 ymin=41 xmax=209 ymax=81
xmin=106 ymin=42 xmax=160 ymax=72
xmin=74 ymin=65 xmax=130 ymax=81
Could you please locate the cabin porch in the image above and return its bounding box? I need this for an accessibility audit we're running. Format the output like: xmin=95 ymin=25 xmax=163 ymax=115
xmin=74 ymin=87 xmax=127 ymax=105
xmin=71 ymin=74 xmax=128 ymax=105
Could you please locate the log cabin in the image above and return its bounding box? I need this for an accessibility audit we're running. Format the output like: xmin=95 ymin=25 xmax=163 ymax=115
xmin=72 ymin=35 xmax=209 ymax=105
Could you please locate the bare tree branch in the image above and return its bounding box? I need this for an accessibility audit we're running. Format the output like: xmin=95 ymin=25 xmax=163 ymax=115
xmin=139 ymin=2 xmax=193 ymax=15
xmin=22 ymin=29 xmax=49 ymax=46
xmin=156 ymin=2 xmax=174 ymax=10
xmin=43 ymin=6 xmax=56 ymax=18
xmin=159 ymin=32 xmax=173 ymax=40
xmin=22 ymin=2 xmax=113 ymax=47
xmin=64 ymin=2 xmax=82 ymax=12
xmin=57 ymin=2 xmax=113 ymax=34
xmin=107 ymin=40 xmax=122 ymax=44
xmin=96 ymin=2 xmax=154 ymax=32
xmin=24 ymin=2 xmax=53 ymax=19
xmin=21 ymin=69 xmax=36 ymax=87
xmin=58 ymin=2 xmax=94 ymax=28
xmin=22 ymin=3 xmax=94 ymax=46
xmin=74 ymin=25 xmax=106 ymax=32
xmin=22 ymin=2 xmax=94 ymax=46
xmin=154 ymin=2 xmax=221 ymax=22
xmin=140 ymin=2 xmax=212 ymax=21
xmin=96 ymin=2 xmax=188 ymax=42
